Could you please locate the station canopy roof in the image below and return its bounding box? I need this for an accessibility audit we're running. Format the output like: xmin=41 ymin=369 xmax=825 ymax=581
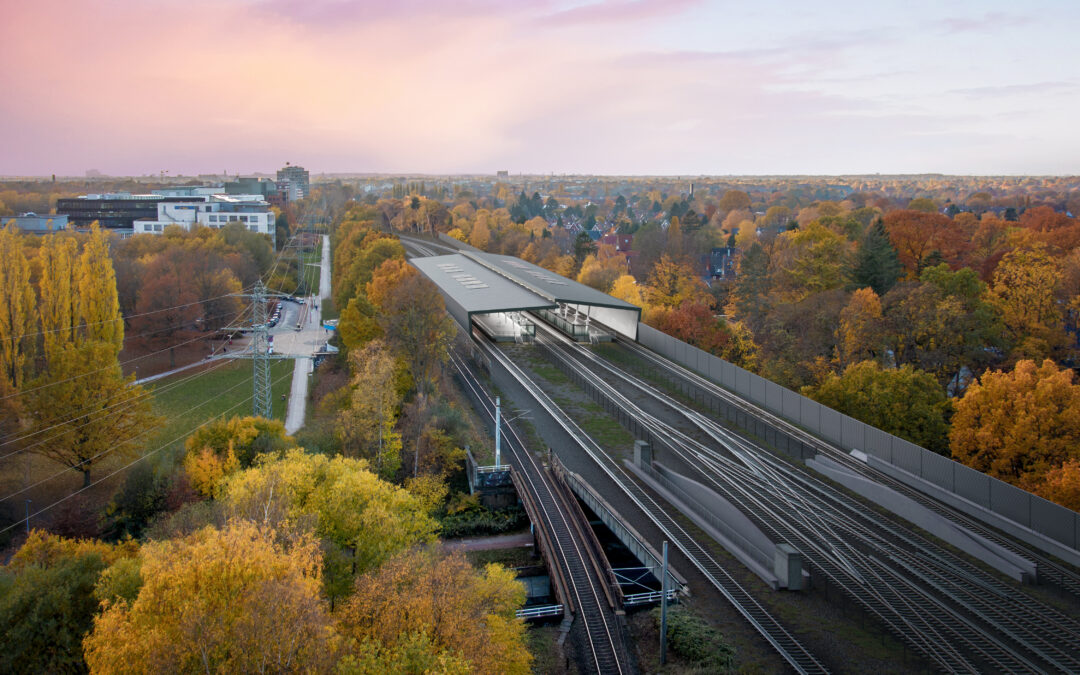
xmin=410 ymin=254 xmax=555 ymax=316
xmin=412 ymin=251 xmax=643 ymax=317
xmin=471 ymin=251 xmax=640 ymax=312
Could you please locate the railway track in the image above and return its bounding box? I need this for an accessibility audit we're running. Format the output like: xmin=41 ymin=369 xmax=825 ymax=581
xmin=474 ymin=334 xmax=830 ymax=674
xmin=449 ymin=349 xmax=631 ymax=675
xmin=614 ymin=333 xmax=1080 ymax=599
xmin=531 ymin=320 xmax=1080 ymax=673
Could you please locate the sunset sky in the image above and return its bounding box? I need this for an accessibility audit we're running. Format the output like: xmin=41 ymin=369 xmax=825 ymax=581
xmin=1 ymin=0 xmax=1077 ymax=176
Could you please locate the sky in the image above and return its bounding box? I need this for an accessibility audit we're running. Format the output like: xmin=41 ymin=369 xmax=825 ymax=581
xmin=1 ymin=0 xmax=1078 ymax=176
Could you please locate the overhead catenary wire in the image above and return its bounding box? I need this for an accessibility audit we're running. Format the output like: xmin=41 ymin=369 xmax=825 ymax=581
xmin=1 ymin=367 xmax=296 ymax=536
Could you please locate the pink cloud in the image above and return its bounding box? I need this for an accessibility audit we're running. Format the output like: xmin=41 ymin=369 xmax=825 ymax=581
xmin=537 ymin=0 xmax=705 ymax=27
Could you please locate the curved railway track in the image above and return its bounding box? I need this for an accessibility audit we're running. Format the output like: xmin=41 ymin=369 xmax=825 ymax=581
xmin=475 ymin=334 xmax=830 ymax=674
xmin=449 ymin=348 xmax=631 ymax=675
xmin=531 ymin=319 xmax=1080 ymax=673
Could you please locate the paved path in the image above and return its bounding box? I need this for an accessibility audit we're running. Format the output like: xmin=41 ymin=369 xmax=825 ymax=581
xmin=283 ymin=235 xmax=331 ymax=434
xmin=443 ymin=531 xmax=535 ymax=552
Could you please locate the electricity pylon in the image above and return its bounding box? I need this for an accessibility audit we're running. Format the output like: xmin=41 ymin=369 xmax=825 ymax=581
xmin=251 ymin=280 xmax=272 ymax=419
xmin=225 ymin=279 xmax=295 ymax=420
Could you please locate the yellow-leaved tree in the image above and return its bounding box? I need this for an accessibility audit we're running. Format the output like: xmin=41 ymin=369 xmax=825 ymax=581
xmin=37 ymin=233 xmax=80 ymax=365
xmin=82 ymin=521 xmax=337 ymax=673
xmin=989 ymin=245 xmax=1065 ymax=360
xmin=338 ymin=546 xmax=531 ymax=675
xmin=609 ymin=274 xmax=645 ymax=307
xmin=24 ymin=226 xmax=158 ymax=486
xmin=836 ymin=287 xmax=884 ymax=368
xmin=221 ymin=449 xmax=439 ymax=575
xmin=0 ymin=223 xmax=36 ymax=391
xmin=339 ymin=339 xmax=403 ymax=477
xmin=182 ymin=415 xmax=292 ymax=496
xmin=77 ymin=224 xmax=124 ymax=351
xmin=950 ymin=359 xmax=1080 ymax=500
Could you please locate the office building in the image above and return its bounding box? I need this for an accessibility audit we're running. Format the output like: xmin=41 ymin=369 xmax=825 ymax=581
xmin=0 ymin=212 xmax=69 ymax=234
xmin=276 ymin=163 xmax=309 ymax=202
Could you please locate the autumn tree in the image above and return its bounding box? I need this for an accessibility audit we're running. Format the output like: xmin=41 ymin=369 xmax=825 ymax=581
xmin=83 ymin=521 xmax=337 ymax=674
xmin=365 ymin=257 xmax=418 ymax=311
xmin=0 ymin=223 xmax=36 ymax=390
xmin=989 ymin=246 xmax=1065 ymax=360
xmin=1019 ymin=205 xmax=1080 ymax=252
xmin=643 ymin=255 xmax=711 ymax=312
xmin=950 ymin=360 xmax=1080 ymax=489
xmin=378 ymin=274 xmax=454 ymax=398
xmin=883 ymin=209 xmax=968 ymax=276
xmin=26 ymin=230 xmax=158 ymax=487
xmin=222 ymin=449 xmax=439 ymax=575
xmin=22 ymin=343 xmax=157 ymax=486
xmin=0 ymin=532 xmax=138 ymax=674
xmin=338 ymin=546 xmax=531 ymax=675
xmin=336 ymin=237 xmax=406 ymax=311
xmin=576 ymin=254 xmax=624 ymax=293
xmin=337 ymin=295 xmax=382 ymax=350
xmin=37 ymin=233 xmax=81 ymax=364
xmin=183 ymin=415 xmax=293 ymax=497
xmin=78 ymin=225 xmax=124 ymax=350
xmin=340 ymin=340 xmax=403 ymax=477
xmin=469 ymin=212 xmax=491 ymax=250
xmin=805 ymin=361 xmax=951 ymax=454
xmin=718 ymin=190 xmax=752 ymax=214
xmin=836 ymin=288 xmax=884 ymax=368
xmin=770 ymin=221 xmax=851 ymax=302
xmin=132 ymin=253 xmax=200 ymax=347
xmin=609 ymin=274 xmax=645 ymax=307
xmin=1039 ymin=460 xmax=1080 ymax=510
xmin=727 ymin=242 xmax=772 ymax=326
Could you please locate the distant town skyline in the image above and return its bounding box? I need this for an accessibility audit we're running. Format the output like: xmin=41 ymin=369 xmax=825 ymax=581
xmin=2 ymin=0 xmax=1078 ymax=176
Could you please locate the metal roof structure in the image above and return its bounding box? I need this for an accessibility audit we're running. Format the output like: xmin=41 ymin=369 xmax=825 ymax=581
xmin=411 ymin=251 xmax=642 ymax=340
xmin=470 ymin=251 xmax=639 ymax=312
xmin=410 ymin=254 xmax=555 ymax=330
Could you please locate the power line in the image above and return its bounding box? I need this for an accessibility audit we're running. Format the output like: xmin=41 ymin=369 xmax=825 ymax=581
xmin=0 ymin=302 xmax=253 ymax=404
xmin=2 ymin=289 xmax=245 ymax=344
xmin=0 ymin=353 xmax=240 ymax=460
xmin=1 ymin=368 xmax=296 ymax=536
xmin=0 ymin=357 xmax=242 ymax=501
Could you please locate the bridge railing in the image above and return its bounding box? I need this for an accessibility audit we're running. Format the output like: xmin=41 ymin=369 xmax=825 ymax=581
xmin=516 ymin=604 xmax=564 ymax=619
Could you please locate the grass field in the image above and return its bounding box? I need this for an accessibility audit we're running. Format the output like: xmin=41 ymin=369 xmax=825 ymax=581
xmin=298 ymin=242 xmax=322 ymax=296
xmin=145 ymin=358 xmax=295 ymax=456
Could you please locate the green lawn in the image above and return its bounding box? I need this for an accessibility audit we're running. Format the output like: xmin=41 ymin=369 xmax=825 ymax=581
xmin=144 ymin=358 xmax=295 ymax=456
xmin=299 ymin=242 xmax=322 ymax=296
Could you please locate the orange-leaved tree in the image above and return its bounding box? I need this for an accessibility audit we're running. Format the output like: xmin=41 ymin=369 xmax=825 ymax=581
xmin=82 ymin=521 xmax=337 ymax=674
xmin=950 ymin=359 xmax=1080 ymax=499
xmin=337 ymin=546 xmax=531 ymax=675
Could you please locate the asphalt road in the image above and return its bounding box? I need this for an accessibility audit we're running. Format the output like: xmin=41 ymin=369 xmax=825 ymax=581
xmin=283 ymin=235 xmax=331 ymax=435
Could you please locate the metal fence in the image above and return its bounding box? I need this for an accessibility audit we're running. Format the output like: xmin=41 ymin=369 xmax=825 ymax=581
xmin=635 ymin=323 xmax=1080 ymax=553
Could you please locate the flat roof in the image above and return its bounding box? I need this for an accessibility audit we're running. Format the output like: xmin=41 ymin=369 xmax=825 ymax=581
xmin=467 ymin=251 xmax=640 ymax=312
xmin=410 ymin=254 xmax=555 ymax=316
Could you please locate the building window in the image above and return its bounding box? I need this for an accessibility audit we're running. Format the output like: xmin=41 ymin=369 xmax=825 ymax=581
xmin=143 ymin=223 xmax=151 ymax=231
xmin=154 ymin=224 xmax=162 ymax=232
xmin=249 ymin=225 xmax=257 ymax=232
